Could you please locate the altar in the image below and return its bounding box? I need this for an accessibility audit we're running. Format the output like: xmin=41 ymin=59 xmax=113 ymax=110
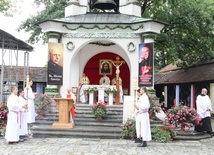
xmin=79 ymin=85 xmax=116 ymax=105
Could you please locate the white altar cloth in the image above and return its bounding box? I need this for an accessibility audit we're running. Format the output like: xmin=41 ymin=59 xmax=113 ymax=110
xmin=79 ymin=85 xmax=117 ymax=103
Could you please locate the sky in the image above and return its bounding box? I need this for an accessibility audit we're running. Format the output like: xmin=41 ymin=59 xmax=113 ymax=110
xmin=0 ymin=0 xmax=47 ymax=67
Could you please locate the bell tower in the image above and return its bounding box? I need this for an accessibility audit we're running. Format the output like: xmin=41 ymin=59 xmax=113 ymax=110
xmin=89 ymin=0 xmax=119 ymax=12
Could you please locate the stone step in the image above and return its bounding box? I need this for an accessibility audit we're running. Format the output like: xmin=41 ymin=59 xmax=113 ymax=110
xmin=49 ymin=110 xmax=123 ymax=114
xmin=31 ymin=125 xmax=122 ymax=133
xmin=36 ymin=117 xmax=123 ymax=123
xmin=32 ymin=130 xmax=121 ymax=139
xmin=173 ymin=134 xmax=211 ymax=140
xmin=33 ymin=120 xmax=122 ymax=127
xmin=43 ymin=113 xmax=123 ymax=118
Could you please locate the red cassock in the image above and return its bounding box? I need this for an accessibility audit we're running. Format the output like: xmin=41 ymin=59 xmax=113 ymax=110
xmin=67 ymin=94 xmax=76 ymax=119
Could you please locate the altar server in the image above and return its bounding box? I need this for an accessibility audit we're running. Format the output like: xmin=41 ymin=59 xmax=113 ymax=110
xmin=134 ymin=87 xmax=151 ymax=147
xmin=5 ymin=86 xmax=22 ymax=143
xmin=24 ymin=79 xmax=36 ymax=124
xmin=18 ymin=89 xmax=28 ymax=140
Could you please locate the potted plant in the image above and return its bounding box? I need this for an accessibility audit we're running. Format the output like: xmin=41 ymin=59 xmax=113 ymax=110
xmin=153 ymin=124 xmax=176 ymax=143
xmin=0 ymin=103 xmax=8 ymax=136
xmin=34 ymin=94 xmax=52 ymax=118
xmin=166 ymin=105 xmax=201 ymax=132
xmin=92 ymin=100 xmax=108 ymax=120
xmin=120 ymin=118 xmax=136 ymax=140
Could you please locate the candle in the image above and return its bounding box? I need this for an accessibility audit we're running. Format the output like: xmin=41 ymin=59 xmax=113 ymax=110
xmin=134 ymin=78 xmax=137 ymax=90
xmin=26 ymin=75 xmax=29 ymax=89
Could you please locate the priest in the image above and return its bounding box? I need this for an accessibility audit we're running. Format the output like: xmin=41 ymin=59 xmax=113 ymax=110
xmin=99 ymin=73 xmax=110 ymax=85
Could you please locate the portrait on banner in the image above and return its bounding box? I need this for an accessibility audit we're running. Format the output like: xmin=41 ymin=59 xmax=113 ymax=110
xmin=138 ymin=43 xmax=154 ymax=87
xmin=99 ymin=59 xmax=112 ymax=75
xmin=47 ymin=42 xmax=63 ymax=85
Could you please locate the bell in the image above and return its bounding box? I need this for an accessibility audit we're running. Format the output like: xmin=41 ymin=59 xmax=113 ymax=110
xmin=92 ymin=0 xmax=117 ymax=10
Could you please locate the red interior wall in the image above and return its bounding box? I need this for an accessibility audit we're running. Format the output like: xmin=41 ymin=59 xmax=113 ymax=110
xmin=84 ymin=52 xmax=130 ymax=94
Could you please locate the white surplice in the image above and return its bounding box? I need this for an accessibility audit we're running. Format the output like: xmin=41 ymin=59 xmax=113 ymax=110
xmin=18 ymin=96 xmax=28 ymax=136
xmin=24 ymin=86 xmax=35 ymax=123
xmin=137 ymin=93 xmax=152 ymax=141
xmin=196 ymin=94 xmax=212 ymax=119
xmin=5 ymin=94 xmax=21 ymax=142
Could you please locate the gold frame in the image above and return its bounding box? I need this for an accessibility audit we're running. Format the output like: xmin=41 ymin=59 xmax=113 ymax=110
xmin=99 ymin=59 xmax=112 ymax=75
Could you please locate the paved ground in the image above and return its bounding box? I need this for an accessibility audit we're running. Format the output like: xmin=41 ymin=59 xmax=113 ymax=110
xmin=0 ymin=137 xmax=214 ymax=155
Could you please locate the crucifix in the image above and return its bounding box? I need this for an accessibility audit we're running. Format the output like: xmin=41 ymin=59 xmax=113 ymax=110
xmin=111 ymin=56 xmax=125 ymax=105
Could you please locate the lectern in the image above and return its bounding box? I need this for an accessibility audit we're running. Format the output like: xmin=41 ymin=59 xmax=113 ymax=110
xmin=52 ymin=98 xmax=74 ymax=129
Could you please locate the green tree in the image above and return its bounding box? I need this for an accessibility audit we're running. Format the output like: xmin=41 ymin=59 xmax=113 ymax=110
xmin=0 ymin=0 xmax=11 ymax=13
xmin=18 ymin=0 xmax=66 ymax=44
xmin=139 ymin=0 xmax=214 ymax=69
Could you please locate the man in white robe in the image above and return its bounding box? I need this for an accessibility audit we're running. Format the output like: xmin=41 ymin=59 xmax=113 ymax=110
xmin=5 ymin=86 xmax=22 ymax=143
xmin=196 ymin=88 xmax=213 ymax=136
xmin=79 ymin=73 xmax=90 ymax=103
xmin=24 ymin=79 xmax=36 ymax=124
xmin=18 ymin=89 xmax=28 ymax=140
xmin=134 ymin=87 xmax=151 ymax=147
xmin=99 ymin=74 xmax=110 ymax=85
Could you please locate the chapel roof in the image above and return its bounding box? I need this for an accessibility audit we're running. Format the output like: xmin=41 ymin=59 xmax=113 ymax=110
xmin=0 ymin=29 xmax=33 ymax=51
xmin=38 ymin=12 xmax=166 ymax=25
xmin=155 ymin=62 xmax=214 ymax=85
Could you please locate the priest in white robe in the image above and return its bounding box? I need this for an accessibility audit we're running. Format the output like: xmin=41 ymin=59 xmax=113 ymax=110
xmin=134 ymin=87 xmax=151 ymax=147
xmin=99 ymin=73 xmax=110 ymax=85
xmin=18 ymin=89 xmax=28 ymax=139
xmin=79 ymin=73 xmax=90 ymax=103
xmin=5 ymin=86 xmax=22 ymax=143
xmin=24 ymin=79 xmax=36 ymax=124
xmin=196 ymin=88 xmax=213 ymax=136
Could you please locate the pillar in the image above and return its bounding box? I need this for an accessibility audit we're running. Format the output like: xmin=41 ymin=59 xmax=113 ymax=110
xmin=190 ymin=84 xmax=196 ymax=109
xmin=175 ymin=85 xmax=180 ymax=106
xmin=210 ymin=83 xmax=214 ymax=109
xmin=164 ymin=85 xmax=167 ymax=108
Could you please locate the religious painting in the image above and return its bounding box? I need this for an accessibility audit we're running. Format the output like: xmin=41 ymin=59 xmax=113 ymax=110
xmin=99 ymin=59 xmax=112 ymax=75
xmin=47 ymin=42 xmax=63 ymax=85
xmin=138 ymin=43 xmax=154 ymax=87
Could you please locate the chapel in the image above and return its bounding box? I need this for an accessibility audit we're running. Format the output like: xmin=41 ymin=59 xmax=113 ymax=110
xmin=38 ymin=0 xmax=165 ymax=102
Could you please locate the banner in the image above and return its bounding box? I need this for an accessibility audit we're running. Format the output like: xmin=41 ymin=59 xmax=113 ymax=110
xmin=138 ymin=43 xmax=154 ymax=87
xmin=47 ymin=43 xmax=63 ymax=85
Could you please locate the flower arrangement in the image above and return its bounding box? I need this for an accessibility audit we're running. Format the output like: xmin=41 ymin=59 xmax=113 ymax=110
xmin=153 ymin=124 xmax=176 ymax=143
xmin=86 ymin=86 xmax=97 ymax=93
xmin=166 ymin=105 xmax=201 ymax=131
xmin=92 ymin=100 xmax=108 ymax=119
xmin=34 ymin=94 xmax=52 ymax=117
xmin=120 ymin=118 xmax=136 ymax=140
xmin=0 ymin=103 xmax=8 ymax=126
xmin=105 ymin=85 xmax=117 ymax=94
xmin=0 ymin=103 xmax=8 ymax=137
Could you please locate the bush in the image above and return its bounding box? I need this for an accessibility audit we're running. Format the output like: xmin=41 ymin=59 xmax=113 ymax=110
xmin=153 ymin=125 xmax=175 ymax=143
xmin=120 ymin=118 xmax=136 ymax=140
xmin=34 ymin=94 xmax=52 ymax=117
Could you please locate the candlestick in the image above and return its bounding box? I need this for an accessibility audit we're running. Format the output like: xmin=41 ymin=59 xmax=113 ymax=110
xmin=133 ymin=78 xmax=137 ymax=90
xmin=26 ymin=75 xmax=29 ymax=89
